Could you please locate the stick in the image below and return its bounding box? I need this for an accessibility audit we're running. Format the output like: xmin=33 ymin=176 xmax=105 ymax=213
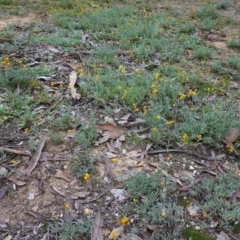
xmin=78 ymin=187 xmax=113 ymax=204
xmin=0 ymin=147 xmax=32 ymax=156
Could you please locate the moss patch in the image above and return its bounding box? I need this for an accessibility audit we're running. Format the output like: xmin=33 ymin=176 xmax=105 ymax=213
xmin=182 ymin=228 xmax=215 ymax=240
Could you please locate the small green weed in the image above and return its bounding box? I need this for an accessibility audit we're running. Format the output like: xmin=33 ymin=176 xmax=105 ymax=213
xmin=28 ymin=138 xmax=37 ymax=152
xmin=228 ymin=56 xmax=240 ymax=69
xmin=50 ymin=219 xmax=92 ymax=240
xmin=194 ymin=47 xmax=213 ymax=59
xmin=182 ymin=228 xmax=215 ymax=240
xmin=0 ymin=0 xmax=13 ymax=5
xmin=125 ymin=172 xmax=184 ymax=240
xmin=216 ymin=1 xmax=231 ymax=10
xmin=190 ymin=171 xmax=240 ymax=232
xmin=196 ymin=6 xmax=218 ymax=19
xmin=51 ymin=133 xmax=64 ymax=145
xmin=70 ymin=151 xmax=98 ymax=179
xmin=74 ymin=116 xmax=98 ymax=149
xmin=50 ymin=110 xmax=72 ymax=131
xmin=227 ymin=39 xmax=240 ymax=48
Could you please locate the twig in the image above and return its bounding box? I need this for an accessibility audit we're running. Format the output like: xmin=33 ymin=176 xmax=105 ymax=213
xmin=147 ymin=149 xmax=221 ymax=161
xmin=37 ymin=95 xmax=63 ymax=119
xmin=78 ymin=187 xmax=113 ymax=204
xmin=0 ymin=147 xmax=32 ymax=156
xmin=147 ymin=149 xmax=222 ymax=167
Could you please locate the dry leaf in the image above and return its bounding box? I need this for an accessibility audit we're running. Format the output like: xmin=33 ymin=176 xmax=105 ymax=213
xmin=91 ymin=209 xmax=103 ymax=240
xmin=216 ymin=231 xmax=230 ymax=240
xmin=9 ymin=177 xmax=26 ymax=186
xmin=187 ymin=205 xmax=199 ymax=216
xmin=69 ymin=71 xmax=81 ymax=100
xmin=177 ymin=170 xmax=194 ymax=181
xmin=0 ymin=186 xmax=7 ymax=199
xmin=54 ymin=170 xmax=71 ymax=182
xmin=225 ymin=127 xmax=238 ymax=143
xmin=85 ymin=208 xmax=94 ymax=215
xmin=96 ymin=135 xmax=110 ymax=145
xmin=47 ymin=45 xmax=59 ymax=53
xmin=147 ymin=225 xmax=163 ymax=231
xmin=128 ymin=234 xmax=142 ymax=240
xmin=97 ymin=124 xmax=124 ymax=139
xmin=228 ymin=188 xmax=240 ymax=203
xmin=72 ymin=191 xmax=89 ymax=199
xmin=0 ymin=167 xmax=8 ymax=177
xmin=24 ymin=139 xmax=46 ymax=176
xmin=110 ymin=189 xmax=129 ymax=201
xmin=109 ymin=226 xmax=124 ymax=239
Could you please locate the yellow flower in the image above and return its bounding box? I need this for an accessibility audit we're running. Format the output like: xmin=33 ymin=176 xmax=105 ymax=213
xmin=166 ymin=120 xmax=174 ymax=125
xmin=226 ymin=144 xmax=234 ymax=154
xmin=152 ymin=88 xmax=158 ymax=94
xmin=142 ymin=105 xmax=147 ymax=114
xmin=152 ymin=127 xmax=157 ymax=132
xmin=179 ymin=93 xmax=187 ymax=100
xmin=202 ymin=211 xmax=208 ymax=218
xmin=161 ymin=211 xmax=166 ymax=217
xmin=156 ymin=115 xmax=161 ymax=120
xmin=166 ymin=156 xmax=171 ymax=161
xmin=160 ymin=181 xmax=165 ymax=187
xmin=132 ymin=103 xmax=139 ymax=111
xmin=9 ymin=159 xmax=17 ymax=164
xmin=118 ymin=65 xmax=125 ymax=73
xmin=155 ymin=73 xmax=160 ymax=81
xmin=188 ymin=89 xmax=196 ymax=96
xmin=133 ymin=198 xmax=138 ymax=203
xmin=197 ymin=134 xmax=202 ymax=141
xmin=95 ymin=74 xmax=99 ymax=82
xmin=50 ymin=81 xmax=55 ymax=86
xmin=163 ymin=62 xmax=168 ymax=67
xmin=24 ymin=128 xmax=30 ymax=133
xmin=135 ymin=68 xmax=141 ymax=74
xmin=65 ymin=203 xmax=71 ymax=210
xmin=111 ymin=158 xmax=117 ymax=163
xmin=110 ymin=230 xmax=116 ymax=239
xmin=182 ymin=133 xmax=188 ymax=145
xmin=84 ymin=173 xmax=90 ymax=180
xmin=59 ymin=84 xmax=63 ymax=88
xmin=71 ymin=118 xmax=76 ymax=123
xmin=67 ymin=129 xmax=73 ymax=133
xmin=118 ymin=216 xmax=129 ymax=226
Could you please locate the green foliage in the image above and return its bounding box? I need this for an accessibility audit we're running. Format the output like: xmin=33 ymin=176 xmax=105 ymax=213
xmin=228 ymin=39 xmax=240 ymax=48
xmin=70 ymin=151 xmax=98 ymax=179
xmin=125 ymin=172 xmax=184 ymax=240
xmin=50 ymin=219 xmax=91 ymax=240
xmin=0 ymin=65 xmax=55 ymax=90
xmin=190 ymin=171 xmax=240 ymax=232
xmin=196 ymin=6 xmax=218 ymax=19
xmin=51 ymin=133 xmax=64 ymax=145
xmin=74 ymin=116 xmax=98 ymax=149
xmin=194 ymin=47 xmax=213 ymax=59
xmin=50 ymin=110 xmax=72 ymax=131
xmin=182 ymin=228 xmax=215 ymax=240
xmin=0 ymin=0 xmax=13 ymax=5
xmin=228 ymin=56 xmax=240 ymax=69
xmin=216 ymin=1 xmax=231 ymax=10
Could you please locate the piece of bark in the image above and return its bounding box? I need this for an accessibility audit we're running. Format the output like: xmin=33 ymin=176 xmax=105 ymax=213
xmin=0 ymin=147 xmax=32 ymax=156
xmin=24 ymin=139 xmax=46 ymax=176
